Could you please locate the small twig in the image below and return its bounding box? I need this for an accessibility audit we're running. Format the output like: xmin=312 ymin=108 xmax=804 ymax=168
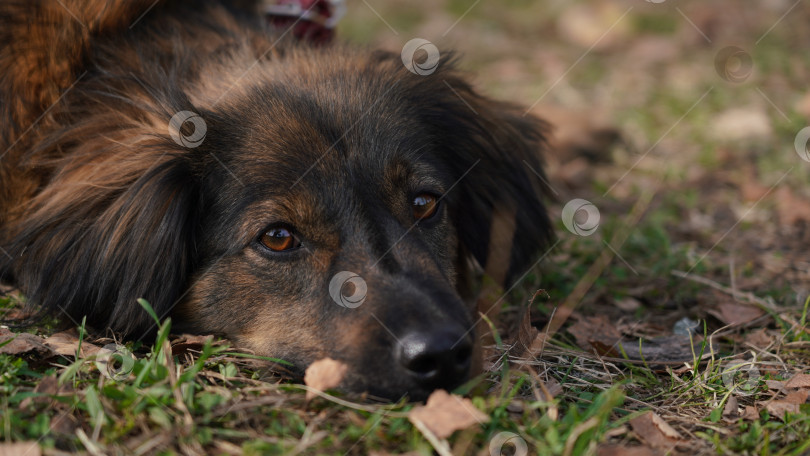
xmin=672 ymin=270 xmax=775 ymax=311
xmin=410 ymin=417 xmax=453 ymax=456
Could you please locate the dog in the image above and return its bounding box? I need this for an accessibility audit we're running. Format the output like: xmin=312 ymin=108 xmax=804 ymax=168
xmin=0 ymin=0 xmax=553 ymax=400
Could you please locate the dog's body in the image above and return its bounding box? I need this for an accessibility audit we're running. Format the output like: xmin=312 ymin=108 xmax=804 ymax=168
xmin=0 ymin=0 xmax=552 ymax=399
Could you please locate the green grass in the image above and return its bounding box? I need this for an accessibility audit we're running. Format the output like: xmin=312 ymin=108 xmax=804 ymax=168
xmin=4 ymin=0 xmax=810 ymax=454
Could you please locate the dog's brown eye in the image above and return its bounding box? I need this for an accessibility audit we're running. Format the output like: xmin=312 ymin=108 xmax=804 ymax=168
xmin=412 ymin=194 xmax=439 ymax=221
xmin=260 ymin=227 xmax=300 ymax=252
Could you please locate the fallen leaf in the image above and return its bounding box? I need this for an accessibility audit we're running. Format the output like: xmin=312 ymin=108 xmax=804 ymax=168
xmin=43 ymin=329 xmax=101 ymax=358
xmin=511 ymin=306 xmax=540 ymax=359
xmin=741 ymin=406 xmax=760 ymax=421
xmin=0 ymin=442 xmax=41 ymax=456
xmin=782 ymin=389 xmax=809 ymax=405
xmin=18 ymin=375 xmax=60 ymax=409
xmin=615 ymin=297 xmax=642 ymax=311
xmin=723 ymin=396 xmax=740 ymax=420
xmin=0 ymin=328 xmax=51 ymax=356
xmin=707 ymin=300 xmax=765 ymax=327
xmin=711 ymin=108 xmax=772 ymax=142
xmin=557 ymin=3 xmax=631 ymax=51
xmin=567 ymin=315 xmax=622 ymax=352
xmin=796 ymin=91 xmax=810 ymax=119
xmin=536 ymin=377 xmax=563 ymax=401
xmin=785 ymin=373 xmax=810 ymax=389
xmin=629 ymin=412 xmax=682 ymax=450
xmin=304 ymin=358 xmax=348 ymax=400
xmin=746 ymin=328 xmax=774 ymax=349
xmin=171 ymin=334 xmax=215 ymax=356
xmin=49 ymin=414 xmax=78 ymax=435
xmin=775 ymin=187 xmax=810 ymax=226
xmin=408 ymin=390 xmax=489 ymax=439
xmin=765 ymin=400 xmax=800 ymax=420
xmin=738 ymin=165 xmax=770 ymax=202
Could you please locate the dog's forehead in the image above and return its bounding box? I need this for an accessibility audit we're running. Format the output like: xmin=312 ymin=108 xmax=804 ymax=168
xmin=205 ymin=85 xmax=450 ymax=242
xmin=220 ymin=83 xmax=443 ymax=191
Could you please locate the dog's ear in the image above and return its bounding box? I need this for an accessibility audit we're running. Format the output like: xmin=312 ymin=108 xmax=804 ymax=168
xmin=1 ymin=126 xmax=202 ymax=338
xmin=410 ymin=59 xmax=555 ymax=285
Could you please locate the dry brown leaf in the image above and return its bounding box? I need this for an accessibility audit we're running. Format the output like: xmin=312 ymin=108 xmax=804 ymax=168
xmin=785 ymin=373 xmax=810 ymax=389
xmin=557 ymin=3 xmax=631 ymax=51
xmin=0 ymin=442 xmax=41 ymax=456
xmin=765 ymin=400 xmax=800 ymax=420
xmin=171 ymin=334 xmax=215 ymax=356
xmin=18 ymin=375 xmax=59 ymax=409
xmin=0 ymin=328 xmax=51 ymax=356
xmin=746 ymin=328 xmax=774 ymax=349
xmin=741 ymin=406 xmax=760 ymax=421
xmin=783 ymin=389 xmax=809 ymax=405
xmin=796 ymin=91 xmax=810 ymax=119
xmin=629 ymin=412 xmax=682 ymax=450
xmin=408 ymin=390 xmax=489 ymax=439
xmin=49 ymin=413 xmax=78 ymax=435
xmin=775 ymin=187 xmax=810 ymax=226
xmin=739 ymin=166 xmax=770 ymax=202
xmin=615 ymin=297 xmax=642 ymax=311
xmin=43 ymin=329 xmax=101 ymax=358
xmin=707 ymin=301 xmax=765 ymax=327
xmin=766 ymin=379 xmax=786 ymax=391
xmin=567 ymin=315 xmax=622 ymax=352
xmin=304 ymin=358 xmax=348 ymax=400
xmin=511 ymin=305 xmax=540 ymax=359
xmin=723 ymin=396 xmax=740 ymax=420
xmin=711 ymin=108 xmax=772 ymax=142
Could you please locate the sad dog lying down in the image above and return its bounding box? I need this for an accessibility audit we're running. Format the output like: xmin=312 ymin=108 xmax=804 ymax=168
xmin=0 ymin=0 xmax=553 ymax=400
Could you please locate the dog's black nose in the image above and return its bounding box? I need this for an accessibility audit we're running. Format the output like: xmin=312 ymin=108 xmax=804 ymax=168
xmin=397 ymin=329 xmax=472 ymax=390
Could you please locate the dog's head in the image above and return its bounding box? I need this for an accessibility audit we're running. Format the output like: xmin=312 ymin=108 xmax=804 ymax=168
xmin=4 ymin=46 xmax=552 ymax=399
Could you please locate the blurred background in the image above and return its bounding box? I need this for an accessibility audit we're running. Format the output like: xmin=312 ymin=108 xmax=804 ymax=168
xmin=338 ymin=0 xmax=810 ymax=326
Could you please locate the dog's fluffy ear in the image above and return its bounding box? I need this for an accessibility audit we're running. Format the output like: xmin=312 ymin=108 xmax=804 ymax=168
xmin=410 ymin=58 xmax=555 ymax=285
xmin=1 ymin=128 xmax=202 ymax=338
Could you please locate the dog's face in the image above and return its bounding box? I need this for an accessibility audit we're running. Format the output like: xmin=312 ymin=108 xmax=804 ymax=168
xmin=3 ymin=46 xmax=552 ymax=400
xmin=180 ymin=88 xmax=474 ymax=398
xmin=173 ymin=54 xmax=553 ymax=398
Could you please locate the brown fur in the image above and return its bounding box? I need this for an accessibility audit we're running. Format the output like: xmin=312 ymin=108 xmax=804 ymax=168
xmin=0 ymin=0 xmax=553 ymax=399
